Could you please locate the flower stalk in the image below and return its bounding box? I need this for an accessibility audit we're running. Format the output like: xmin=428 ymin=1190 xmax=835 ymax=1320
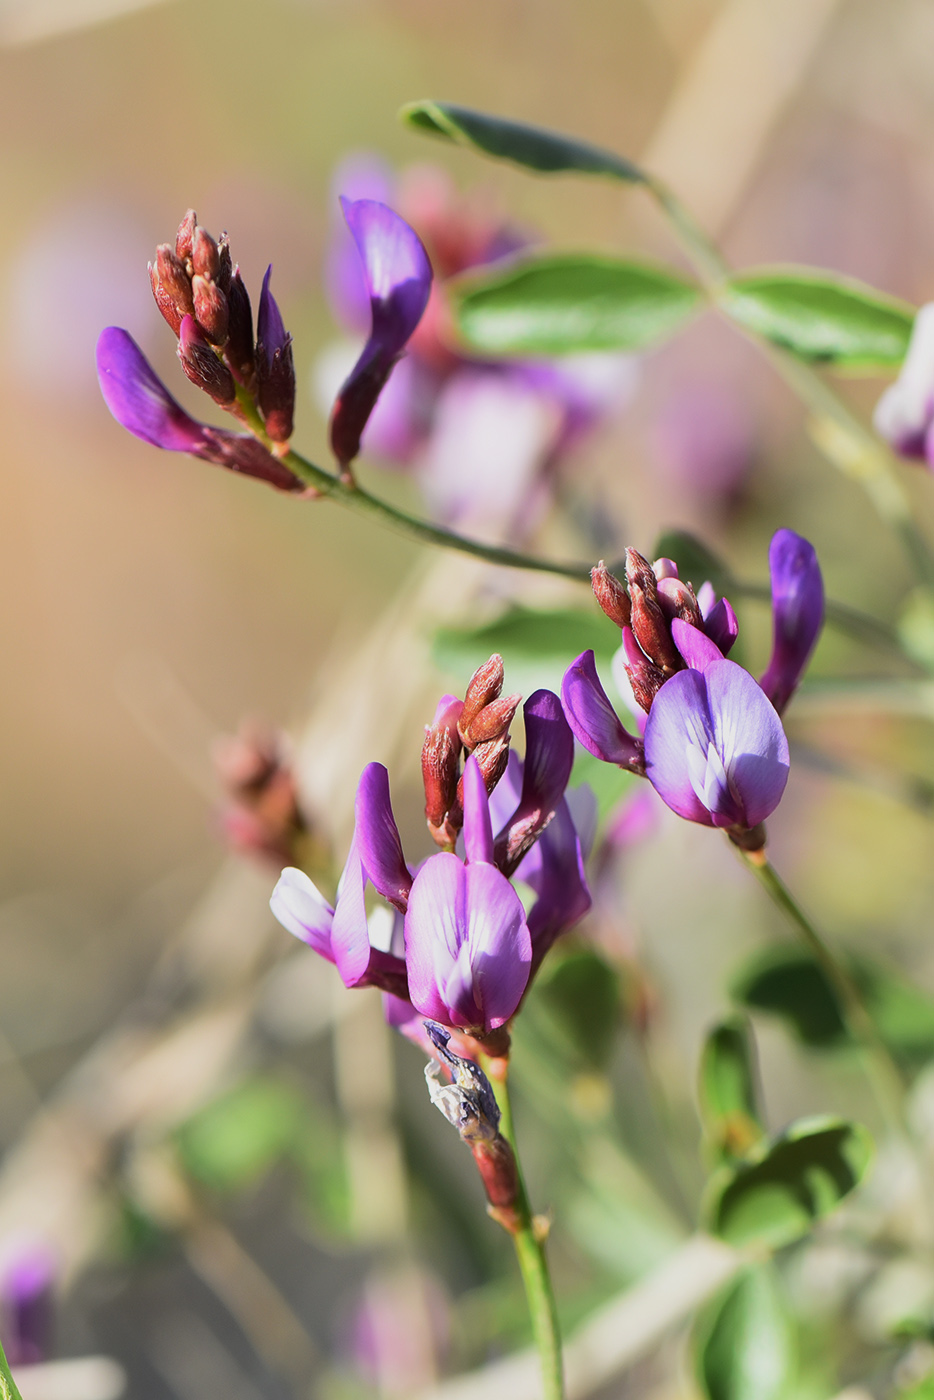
xmin=480 ymin=1051 xmax=566 ymax=1400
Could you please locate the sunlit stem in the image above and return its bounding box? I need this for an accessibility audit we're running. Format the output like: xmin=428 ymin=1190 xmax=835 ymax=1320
xmin=481 ymin=1053 xmax=566 ymax=1400
xmin=740 ymin=850 xmax=907 ymax=1138
xmin=644 ymin=179 xmax=934 ymax=588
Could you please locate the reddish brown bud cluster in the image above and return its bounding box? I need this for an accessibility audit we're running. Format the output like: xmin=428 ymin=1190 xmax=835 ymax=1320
xmin=149 ymin=210 xmax=298 ymax=443
xmin=213 ymin=721 xmax=308 ymax=867
xmin=421 ymin=654 xmax=520 ymax=850
xmin=592 ymin=551 xmax=704 ymax=713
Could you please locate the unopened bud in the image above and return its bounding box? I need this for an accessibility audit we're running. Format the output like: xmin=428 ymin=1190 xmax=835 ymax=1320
xmin=150 ymin=245 xmax=194 ymax=336
xmin=621 ymin=624 xmax=667 ymax=713
xmin=224 ymin=269 xmax=255 ymax=387
xmin=192 ymin=273 xmax=230 ymax=345
xmin=591 ymin=561 xmax=631 ymax=629
xmin=422 ymin=725 xmax=460 ymax=831
xmin=656 ymin=576 xmax=702 ymax=628
xmin=459 ymin=655 xmax=504 ymax=743
xmin=466 ymin=732 xmax=510 ymax=795
xmin=178 ymin=316 xmax=236 ymax=406
xmin=176 ymin=210 xmax=197 ymax=263
xmin=626 ymin=548 xmax=682 ymax=674
xmin=652 ymin=557 xmax=679 ymax=580
xmin=460 ymin=692 xmax=521 ymax=747
xmin=191 ymin=224 xmax=220 ymax=280
xmin=216 ymin=235 xmax=233 ymax=293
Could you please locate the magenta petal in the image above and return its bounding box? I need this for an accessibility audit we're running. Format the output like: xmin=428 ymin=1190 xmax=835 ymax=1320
xmin=645 ymin=662 xmax=789 ymax=829
xmin=341 ymin=198 xmax=433 ymax=352
xmin=404 ymin=854 xmax=530 ymax=1032
xmin=519 ymin=688 xmax=575 ymax=817
xmin=702 ymin=596 xmax=739 ymax=655
xmin=462 ymin=755 xmax=495 ymax=865
xmin=672 ymin=619 xmax=723 ymax=673
xmin=355 ymin=763 xmax=413 ymax=912
xmin=759 ymin=529 xmax=824 ymax=715
xmin=523 ymin=798 xmax=591 ymax=964
xmin=561 ymin=651 xmax=641 ymax=766
xmin=330 ymin=840 xmax=374 ymax=987
xmin=269 ymin=867 xmax=335 ymax=961
xmin=97 ymin=327 xmax=206 ymax=452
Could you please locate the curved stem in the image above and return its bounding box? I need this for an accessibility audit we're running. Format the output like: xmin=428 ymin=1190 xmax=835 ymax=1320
xmin=481 ymin=1054 xmax=566 ymax=1400
xmin=739 ymin=851 xmax=906 ymax=1137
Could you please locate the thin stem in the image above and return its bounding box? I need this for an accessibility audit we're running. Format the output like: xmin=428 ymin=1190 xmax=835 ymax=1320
xmin=739 ymin=851 xmax=906 ymax=1137
xmin=481 ymin=1055 xmax=565 ymax=1400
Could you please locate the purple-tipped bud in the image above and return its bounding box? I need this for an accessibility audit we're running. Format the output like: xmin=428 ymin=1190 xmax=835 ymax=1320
xmin=225 ymin=268 xmax=255 ymax=386
xmin=656 ymin=576 xmax=702 ymax=628
xmin=329 ymin=198 xmax=432 ymax=469
xmin=255 ymin=266 xmax=296 ymax=443
xmin=177 ymin=315 xmax=236 ymax=406
xmin=176 ymin=209 xmax=197 ymax=262
xmin=759 ymin=529 xmax=824 ymax=715
xmin=216 ymin=235 xmax=233 ymax=292
xmin=150 ymin=245 xmax=194 ymax=336
xmin=97 ymin=327 xmax=303 ymax=492
xmin=192 ymin=273 xmax=229 ymax=346
xmin=591 ymin=561 xmax=631 ymax=630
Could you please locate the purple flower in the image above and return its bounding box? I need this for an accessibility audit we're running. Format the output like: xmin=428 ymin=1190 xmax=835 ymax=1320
xmin=874 ymin=303 xmax=934 ymax=461
xmin=759 ymin=528 xmax=824 ymax=715
xmin=644 ymin=661 xmax=789 ymax=830
xmin=329 ymin=199 xmax=433 ymax=469
xmin=96 ymin=327 xmax=303 ymax=492
xmin=404 ymin=757 xmax=531 ymax=1033
xmin=0 ymin=1244 xmax=56 ymax=1367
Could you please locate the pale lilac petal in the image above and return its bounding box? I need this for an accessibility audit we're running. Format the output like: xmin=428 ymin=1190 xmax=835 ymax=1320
xmin=759 ymin=529 xmax=824 ymax=715
xmin=671 ymin=618 xmax=723 ymax=673
xmin=330 ymin=840 xmax=374 ymax=986
xmin=561 ymin=651 xmax=641 ymax=766
xmin=270 ymin=867 xmax=335 ymax=961
xmin=874 ymin=302 xmax=934 ymax=459
xmin=645 ymin=662 xmax=789 ymax=829
xmin=404 ymin=854 xmax=530 ymax=1031
xmin=355 ymin=763 xmax=413 ymax=911
xmin=97 ymin=327 xmax=206 ymax=452
xmin=462 ymin=755 xmax=494 ymax=865
xmin=701 ymin=596 xmax=738 ymax=655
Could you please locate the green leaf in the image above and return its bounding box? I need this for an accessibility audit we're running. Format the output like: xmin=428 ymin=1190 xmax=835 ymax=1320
xmin=451 ymin=255 xmax=702 ymax=357
xmin=732 ymin=946 xmax=934 ymax=1066
xmin=176 ymin=1078 xmax=304 ymax=1195
xmin=400 ymin=101 xmax=647 ymax=183
xmin=699 ymin=1017 xmax=765 ymax=1165
xmin=433 ymin=604 xmax=619 ymax=696
xmin=533 ymin=947 xmax=623 ymax=1071
xmin=697 ymin=1266 xmax=796 ymax=1400
xmin=720 ymin=268 xmax=915 ymax=369
xmin=707 ymin=1116 xmax=872 ymax=1251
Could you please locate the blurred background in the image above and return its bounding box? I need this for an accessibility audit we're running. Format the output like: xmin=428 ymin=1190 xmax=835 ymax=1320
xmin=1 ymin=0 xmax=934 ymax=1396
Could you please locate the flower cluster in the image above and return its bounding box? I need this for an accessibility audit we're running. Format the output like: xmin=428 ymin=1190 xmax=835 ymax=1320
xmin=562 ymin=530 xmax=823 ymax=845
xmin=271 ymin=661 xmax=591 ymax=1044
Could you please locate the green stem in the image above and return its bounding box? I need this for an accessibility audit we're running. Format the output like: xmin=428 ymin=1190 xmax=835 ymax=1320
xmin=739 ymin=852 xmax=906 ymax=1136
xmin=0 ymin=1338 xmax=23 ymax=1400
xmin=481 ymin=1055 xmax=565 ymax=1400
xmin=644 ymin=180 xmax=934 ymax=588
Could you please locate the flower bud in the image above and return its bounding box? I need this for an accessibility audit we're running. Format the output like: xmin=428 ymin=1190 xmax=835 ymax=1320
xmin=656 ymin=575 xmax=702 ymax=628
xmin=626 ymin=548 xmax=682 ymax=674
xmin=176 ymin=209 xmax=197 ymax=262
xmin=460 ymin=692 xmax=521 ymax=747
xmin=459 ymin=654 xmax=504 ymax=743
xmin=216 ymin=235 xmax=233 ymax=293
xmin=191 ymin=224 xmax=220 ymax=280
xmin=591 ymin=561 xmax=631 ymax=629
xmin=621 ymin=624 xmax=667 ymax=713
xmin=256 ymin=267 xmax=295 ymax=443
xmin=192 ymin=272 xmax=229 ymax=346
xmin=224 ymin=268 xmax=255 ymax=387
xmin=149 ymin=245 xmax=194 ymax=336
xmin=177 ymin=315 xmax=236 ymax=406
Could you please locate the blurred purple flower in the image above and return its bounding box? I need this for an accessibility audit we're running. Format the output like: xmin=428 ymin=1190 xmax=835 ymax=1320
xmin=644 ymin=661 xmax=789 ymax=830
xmin=96 ymin=328 xmax=303 ymax=492
xmin=759 ymin=528 xmax=824 ymax=715
xmin=329 ymin=198 xmax=433 ymax=470
xmin=874 ymin=303 xmax=934 ymax=461
xmin=0 ymin=1244 xmax=56 ymax=1367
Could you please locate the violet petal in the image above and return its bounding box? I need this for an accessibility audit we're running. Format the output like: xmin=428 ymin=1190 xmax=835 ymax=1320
xmin=561 ymin=650 xmax=642 ymax=766
xmin=462 ymin=754 xmax=495 ymax=865
xmin=355 ymin=763 xmax=413 ymax=912
xmin=672 ymin=618 xmax=724 ymax=674
xmin=97 ymin=327 xmax=206 ymax=453
xmin=759 ymin=529 xmax=824 ymax=715
xmin=645 ymin=661 xmax=789 ymax=829
xmin=404 ymin=853 xmax=530 ymax=1032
